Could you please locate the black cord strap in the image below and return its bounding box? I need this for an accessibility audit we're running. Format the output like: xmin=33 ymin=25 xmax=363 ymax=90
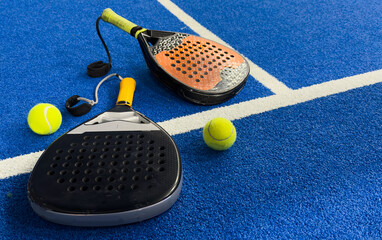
xmin=87 ymin=17 xmax=112 ymax=77
xmin=65 ymin=95 xmax=93 ymax=116
xmin=66 ymin=74 xmax=122 ymax=117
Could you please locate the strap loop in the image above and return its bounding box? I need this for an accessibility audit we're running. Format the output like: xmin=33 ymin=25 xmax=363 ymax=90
xmin=65 ymin=95 xmax=93 ymax=116
xmin=87 ymin=61 xmax=111 ymax=77
xmin=66 ymin=73 xmax=123 ymax=116
xmin=87 ymin=17 xmax=112 ymax=77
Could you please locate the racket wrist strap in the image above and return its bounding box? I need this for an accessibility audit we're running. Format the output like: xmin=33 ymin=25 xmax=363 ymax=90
xmin=65 ymin=95 xmax=93 ymax=116
xmin=66 ymin=74 xmax=123 ymax=116
xmin=87 ymin=61 xmax=111 ymax=77
xmin=87 ymin=17 xmax=112 ymax=77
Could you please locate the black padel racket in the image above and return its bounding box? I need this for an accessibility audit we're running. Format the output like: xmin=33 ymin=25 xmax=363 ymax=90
xmin=100 ymin=8 xmax=250 ymax=105
xmin=28 ymin=77 xmax=182 ymax=227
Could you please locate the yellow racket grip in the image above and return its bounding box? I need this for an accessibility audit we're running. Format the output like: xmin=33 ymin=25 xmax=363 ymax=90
xmin=101 ymin=8 xmax=147 ymax=38
xmin=116 ymin=77 xmax=136 ymax=106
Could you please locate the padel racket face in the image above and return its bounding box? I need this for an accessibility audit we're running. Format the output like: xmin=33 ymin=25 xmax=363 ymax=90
xmin=101 ymin=9 xmax=250 ymax=105
xmin=28 ymin=80 xmax=182 ymax=227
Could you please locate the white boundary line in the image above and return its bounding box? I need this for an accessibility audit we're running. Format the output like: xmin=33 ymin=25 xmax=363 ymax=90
xmin=0 ymin=151 xmax=44 ymax=179
xmin=157 ymin=0 xmax=292 ymax=95
xmin=161 ymin=69 xmax=382 ymax=135
xmin=1 ymin=69 xmax=381 ymax=180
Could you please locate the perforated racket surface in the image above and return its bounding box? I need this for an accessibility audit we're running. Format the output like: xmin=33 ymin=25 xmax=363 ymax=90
xmin=28 ymin=78 xmax=182 ymax=227
xmin=153 ymin=34 xmax=247 ymax=91
xmin=101 ymin=9 xmax=250 ymax=105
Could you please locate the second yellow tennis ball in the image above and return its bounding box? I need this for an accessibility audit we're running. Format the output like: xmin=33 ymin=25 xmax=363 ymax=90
xmin=28 ymin=103 xmax=62 ymax=135
xmin=203 ymin=117 xmax=236 ymax=151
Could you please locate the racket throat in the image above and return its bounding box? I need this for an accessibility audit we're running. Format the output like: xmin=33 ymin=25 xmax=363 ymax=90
xmin=68 ymin=108 xmax=158 ymax=134
xmin=85 ymin=111 xmax=143 ymax=125
xmin=139 ymin=30 xmax=177 ymax=46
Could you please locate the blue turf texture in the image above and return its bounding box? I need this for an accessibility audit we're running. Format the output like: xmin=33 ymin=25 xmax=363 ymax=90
xmin=0 ymin=0 xmax=381 ymax=238
xmin=173 ymin=0 xmax=382 ymax=88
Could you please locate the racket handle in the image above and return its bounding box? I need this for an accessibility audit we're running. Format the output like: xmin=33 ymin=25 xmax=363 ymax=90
xmin=101 ymin=8 xmax=147 ymax=38
xmin=117 ymin=78 xmax=136 ymax=107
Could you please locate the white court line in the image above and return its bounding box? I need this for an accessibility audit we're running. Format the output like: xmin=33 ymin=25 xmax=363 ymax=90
xmin=0 ymin=151 xmax=44 ymax=179
xmin=157 ymin=0 xmax=292 ymax=95
xmin=161 ymin=69 xmax=382 ymax=135
xmin=1 ymin=69 xmax=381 ymax=180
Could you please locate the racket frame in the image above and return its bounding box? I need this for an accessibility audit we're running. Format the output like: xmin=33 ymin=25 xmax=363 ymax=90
xmin=137 ymin=30 xmax=249 ymax=105
xmin=28 ymin=78 xmax=182 ymax=227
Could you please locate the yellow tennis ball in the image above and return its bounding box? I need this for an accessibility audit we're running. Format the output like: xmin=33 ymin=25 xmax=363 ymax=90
xmin=27 ymin=103 xmax=62 ymax=135
xmin=203 ymin=117 xmax=236 ymax=151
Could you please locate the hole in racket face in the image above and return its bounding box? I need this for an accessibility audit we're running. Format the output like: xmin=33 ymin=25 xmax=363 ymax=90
xmin=152 ymin=35 xmax=249 ymax=92
xmin=28 ymin=131 xmax=181 ymax=214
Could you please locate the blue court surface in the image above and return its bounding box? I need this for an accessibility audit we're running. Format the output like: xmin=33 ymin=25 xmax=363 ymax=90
xmin=0 ymin=0 xmax=381 ymax=239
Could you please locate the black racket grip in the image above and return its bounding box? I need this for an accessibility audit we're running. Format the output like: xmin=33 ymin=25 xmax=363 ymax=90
xmin=87 ymin=61 xmax=111 ymax=77
xmin=65 ymin=95 xmax=93 ymax=116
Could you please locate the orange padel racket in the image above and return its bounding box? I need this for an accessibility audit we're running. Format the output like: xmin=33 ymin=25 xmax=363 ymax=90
xmin=98 ymin=8 xmax=250 ymax=105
